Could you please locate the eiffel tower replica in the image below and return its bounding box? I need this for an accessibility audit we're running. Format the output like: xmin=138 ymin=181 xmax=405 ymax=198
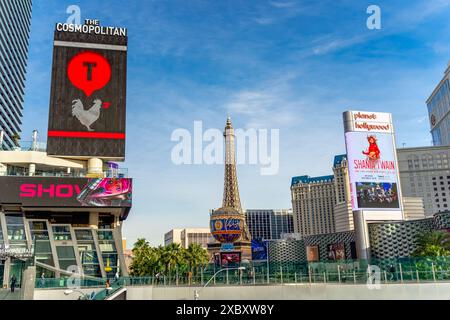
xmin=208 ymin=117 xmax=252 ymax=263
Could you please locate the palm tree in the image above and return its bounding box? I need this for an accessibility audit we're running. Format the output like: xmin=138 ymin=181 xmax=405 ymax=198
xmin=130 ymin=238 xmax=152 ymax=276
xmin=129 ymin=240 xmax=211 ymax=280
xmin=160 ymin=243 xmax=184 ymax=275
xmin=412 ymin=231 xmax=450 ymax=257
xmin=184 ymin=244 xmax=209 ymax=274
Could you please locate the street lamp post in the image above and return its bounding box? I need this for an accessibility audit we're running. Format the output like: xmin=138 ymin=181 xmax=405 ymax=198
xmin=194 ymin=267 xmax=245 ymax=300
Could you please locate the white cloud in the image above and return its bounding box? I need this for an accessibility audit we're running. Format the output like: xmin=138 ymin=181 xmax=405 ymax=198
xmin=269 ymin=1 xmax=297 ymax=9
xmin=310 ymin=34 xmax=370 ymax=56
xmin=223 ymin=73 xmax=303 ymax=129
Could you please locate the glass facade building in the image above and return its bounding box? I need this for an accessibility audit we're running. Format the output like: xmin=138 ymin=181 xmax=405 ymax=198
xmin=0 ymin=152 xmax=131 ymax=288
xmin=427 ymin=64 xmax=450 ymax=146
xmin=0 ymin=0 xmax=32 ymax=150
xmin=244 ymin=209 xmax=294 ymax=240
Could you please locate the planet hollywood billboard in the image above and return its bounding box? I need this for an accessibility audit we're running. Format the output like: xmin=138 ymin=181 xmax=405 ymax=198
xmin=46 ymin=20 xmax=128 ymax=159
xmin=343 ymin=111 xmax=403 ymax=214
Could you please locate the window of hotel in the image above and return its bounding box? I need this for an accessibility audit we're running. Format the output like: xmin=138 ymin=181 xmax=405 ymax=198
xmin=97 ymin=230 xmax=118 ymax=276
xmin=98 ymin=215 xmax=114 ymax=229
xmin=29 ymin=221 xmax=54 ymax=267
xmin=429 ymin=156 xmax=435 ymax=168
xmin=407 ymin=160 xmax=413 ymax=170
xmin=29 ymin=221 xmax=49 ymax=240
xmin=75 ymin=229 xmax=101 ymax=277
xmin=422 ymin=156 xmax=428 ymax=168
xmin=56 ymin=246 xmax=77 ymax=270
xmin=414 ymin=157 xmax=420 ymax=169
xmin=5 ymin=214 xmax=26 ymax=242
xmin=52 ymin=226 xmax=72 ymax=241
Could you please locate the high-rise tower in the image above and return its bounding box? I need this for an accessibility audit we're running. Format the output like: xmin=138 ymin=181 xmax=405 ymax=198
xmin=426 ymin=61 xmax=450 ymax=146
xmin=223 ymin=117 xmax=242 ymax=211
xmin=208 ymin=117 xmax=252 ymax=263
xmin=0 ymin=0 xmax=33 ymax=150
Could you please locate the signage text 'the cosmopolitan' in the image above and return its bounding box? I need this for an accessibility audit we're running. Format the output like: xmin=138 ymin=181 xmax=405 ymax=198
xmin=55 ymin=19 xmax=127 ymax=37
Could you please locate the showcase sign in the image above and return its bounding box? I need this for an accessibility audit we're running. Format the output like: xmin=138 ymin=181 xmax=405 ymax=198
xmin=343 ymin=111 xmax=402 ymax=213
xmin=0 ymin=177 xmax=132 ymax=208
xmin=46 ymin=21 xmax=128 ymax=159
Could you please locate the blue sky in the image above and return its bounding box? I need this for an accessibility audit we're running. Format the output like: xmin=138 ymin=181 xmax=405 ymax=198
xmin=22 ymin=0 xmax=450 ymax=247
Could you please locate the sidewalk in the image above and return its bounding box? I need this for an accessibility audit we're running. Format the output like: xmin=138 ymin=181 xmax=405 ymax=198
xmin=0 ymin=289 xmax=21 ymax=300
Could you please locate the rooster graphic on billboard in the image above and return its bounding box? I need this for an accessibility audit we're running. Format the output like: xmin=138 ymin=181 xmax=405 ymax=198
xmin=68 ymin=51 xmax=112 ymax=132
xmin=71 ymin=99 xmax=111 ymax=131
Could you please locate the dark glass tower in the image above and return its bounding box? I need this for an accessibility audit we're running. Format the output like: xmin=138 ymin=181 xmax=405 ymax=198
xmin=0 ymin=0 xmax=32 ymax=150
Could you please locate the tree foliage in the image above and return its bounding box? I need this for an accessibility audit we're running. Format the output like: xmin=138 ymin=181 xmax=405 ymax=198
xmin=412 ymin=231 xmax=450 ymax=257
xmin=129 ymin=239 xmax=210 ymax=277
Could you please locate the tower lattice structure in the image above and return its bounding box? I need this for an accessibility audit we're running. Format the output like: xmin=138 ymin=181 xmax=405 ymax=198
xmin=222 ymin=117 xmax=251 ymax=241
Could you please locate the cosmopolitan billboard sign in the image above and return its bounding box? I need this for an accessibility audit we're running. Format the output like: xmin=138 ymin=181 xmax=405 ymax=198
xmin=343 ymin=111 xmax=402 ymax=213
xmin=47 ymin=20 xmax=128 ymax=159
xmin=55 ymin=21 xmax=127 ymax=37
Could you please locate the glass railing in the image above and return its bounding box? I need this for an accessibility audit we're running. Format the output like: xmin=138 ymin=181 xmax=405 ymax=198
xmin=1 ymin=168 xmax=129 ymax=178
xmin=35 ymin=277 xmax=105 ymax=289
xmin=34 ymin=257 xmax=450 ymax=290
xmin=1 ymin=141 xmax=47 ymax=152
xmin=92 ymin=280 xmax=124 ymax=300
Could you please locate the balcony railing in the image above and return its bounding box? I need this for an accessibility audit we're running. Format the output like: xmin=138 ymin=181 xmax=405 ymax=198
xmin=2 ymin=168 xmax=129 ymax=178
xmin=0 ymin=141 xmax=47 ymax=152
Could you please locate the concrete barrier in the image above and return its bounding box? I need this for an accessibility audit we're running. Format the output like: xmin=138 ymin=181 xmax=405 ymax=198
xmin=146 ymin=283 xmax=450 ymax=300
xmin=34 ymin=283 xmax=450 ymax=300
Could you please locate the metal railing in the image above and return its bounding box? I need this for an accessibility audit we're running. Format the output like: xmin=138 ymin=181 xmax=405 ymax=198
xmin=35 ymin=257 xmax=450 ymax=289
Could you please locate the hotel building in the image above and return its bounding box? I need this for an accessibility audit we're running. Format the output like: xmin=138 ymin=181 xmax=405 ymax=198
xmin=426 ymin=61 xmax=450 ymax=146
xmin=164 ymin=228 xmax=213 ymax=249
xmin=244 ymin=209 xmax=294 ymax=240
xmin=0 ymin=0 xmax=33 ymax=150
xmin=0 ymin=144 xmax=132 ymax=288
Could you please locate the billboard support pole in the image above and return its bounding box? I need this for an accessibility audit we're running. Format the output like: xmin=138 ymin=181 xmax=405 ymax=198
xmin=88 ymin=158 xmax=103 ymax=177
xmin=266 ymin=240 xmax=270 ymax=284
xmin=353 ymin=211 xmax=371 ymax=261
